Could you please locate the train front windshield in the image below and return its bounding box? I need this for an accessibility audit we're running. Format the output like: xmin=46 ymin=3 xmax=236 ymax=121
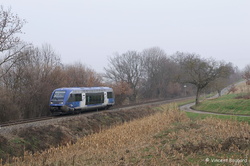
xmin=52 ymin=91 xmax=66 ymax=100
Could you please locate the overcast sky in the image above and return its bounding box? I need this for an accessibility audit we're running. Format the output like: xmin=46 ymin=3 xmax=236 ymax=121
xmin=1 ymin=0 xmax=250 ymax=72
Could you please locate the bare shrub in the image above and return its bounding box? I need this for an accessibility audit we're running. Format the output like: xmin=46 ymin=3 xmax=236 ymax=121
xmin=227 ymin=84 xmax=238 ymax=94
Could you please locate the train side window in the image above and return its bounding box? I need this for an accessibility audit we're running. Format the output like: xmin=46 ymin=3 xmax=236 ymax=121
xmin=86 ymin=93 xmax=104 ymax=105
xmin=67 ymin=94 xmax=82 ymax=102
xmin=107 ymin=92 xmax=113 ymax=98
xmin=75 ymin=94 xmax=82 ymax=101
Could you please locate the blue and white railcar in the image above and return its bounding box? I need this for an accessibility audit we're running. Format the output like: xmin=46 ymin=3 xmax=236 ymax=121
xmin=49 ymin=87 xmax=115 ymax=115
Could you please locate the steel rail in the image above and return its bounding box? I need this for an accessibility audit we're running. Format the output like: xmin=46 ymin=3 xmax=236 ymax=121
xmin=0 ymin=116 xmax=54 ymax=128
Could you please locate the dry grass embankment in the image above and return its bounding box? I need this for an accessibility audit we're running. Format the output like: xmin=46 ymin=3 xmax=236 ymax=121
xmin=3 ymin=104 xmax=250 ymax=166
xmin=234 ymin=81 xmax=250 ymax=94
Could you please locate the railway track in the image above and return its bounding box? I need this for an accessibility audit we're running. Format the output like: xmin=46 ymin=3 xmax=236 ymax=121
xmin=0 ymin=96 xmax=193 ymax=128
xmin=0 ymin=116 xmax=54 ymax=128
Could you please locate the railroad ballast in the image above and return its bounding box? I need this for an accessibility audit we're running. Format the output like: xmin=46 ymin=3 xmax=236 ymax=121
xmin=49 ymin=87 xmax=115 ymax=115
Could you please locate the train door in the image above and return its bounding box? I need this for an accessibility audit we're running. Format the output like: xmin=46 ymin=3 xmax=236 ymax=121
xmin=104 ymin=92 xmax=108 ymax=104
xmin=81 ymin=93 xmax=86 ymax=107
xmin=107 ymin=91 xmax=115 ymax=104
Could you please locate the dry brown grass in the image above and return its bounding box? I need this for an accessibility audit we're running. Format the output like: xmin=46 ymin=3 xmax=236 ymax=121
xmin=234 ymin=81 xmax=250 ymax=94
xmin=2 ymin=104 xmax=250 ymax=166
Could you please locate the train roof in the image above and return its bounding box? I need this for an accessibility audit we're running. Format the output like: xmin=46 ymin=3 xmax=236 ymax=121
xmin=54 ymin=87 xmax=113 ymax=91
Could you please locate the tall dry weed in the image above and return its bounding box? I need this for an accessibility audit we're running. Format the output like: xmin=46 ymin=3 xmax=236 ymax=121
xmin=3 ymin=104 xmax=186 ymax=166
xmin=235 ymin=81 xmax=250 ymax=94
xmin=2 ymin=103 xmax=250 ymax=166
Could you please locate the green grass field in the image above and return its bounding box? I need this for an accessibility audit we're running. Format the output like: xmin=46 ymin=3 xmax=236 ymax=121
xmin=193 ymin=93 xmax=250 ymax=115
xmin=186 ymin=111 xmax=250 ymax=124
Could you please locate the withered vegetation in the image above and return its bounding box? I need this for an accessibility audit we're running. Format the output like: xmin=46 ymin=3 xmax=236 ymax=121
xmin=2 ymin=104 xmax=249 ymax=166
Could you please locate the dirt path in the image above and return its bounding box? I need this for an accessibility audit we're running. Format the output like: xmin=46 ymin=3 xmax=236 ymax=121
xmin=179 ymin=102 xmax=250 ymax=117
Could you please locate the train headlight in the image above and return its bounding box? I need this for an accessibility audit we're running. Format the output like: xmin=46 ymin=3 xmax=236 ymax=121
xmin=59 ymin=102 xmax=63 ymax=104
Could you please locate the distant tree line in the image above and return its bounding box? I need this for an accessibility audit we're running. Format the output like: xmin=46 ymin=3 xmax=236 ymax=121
xmin=0 ymin=6 xmax=242 ymax=122
xmin=105 ymin=48 xmax=183 ymax=104
xmin=104 ymin=48 xmax=240 ymax=105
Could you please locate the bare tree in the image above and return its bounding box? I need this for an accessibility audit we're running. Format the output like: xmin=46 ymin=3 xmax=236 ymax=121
xmin=173 ymin=52 xmax=233 ymax=105
xmin=209 ymin=77 xmax=228 ymax=96
xmin=64 ymin=62 xmax=102 ymax=87
xmin=242 ymin=64 xmax=250 ymax=85
xmin=209 ymin=63 xmax=236 ymax=96
xmin=141 ymin=47 xmax=180 ymax=98
xmin=0 ymin=6 xmax=28 ymax=77
xmin=108 ymin=81 xmax=133 ymax=105
xmin=104 ymin=51 xmax=143 ymax=103
xmin=0 ymin=44 xmax=62 ymax=120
